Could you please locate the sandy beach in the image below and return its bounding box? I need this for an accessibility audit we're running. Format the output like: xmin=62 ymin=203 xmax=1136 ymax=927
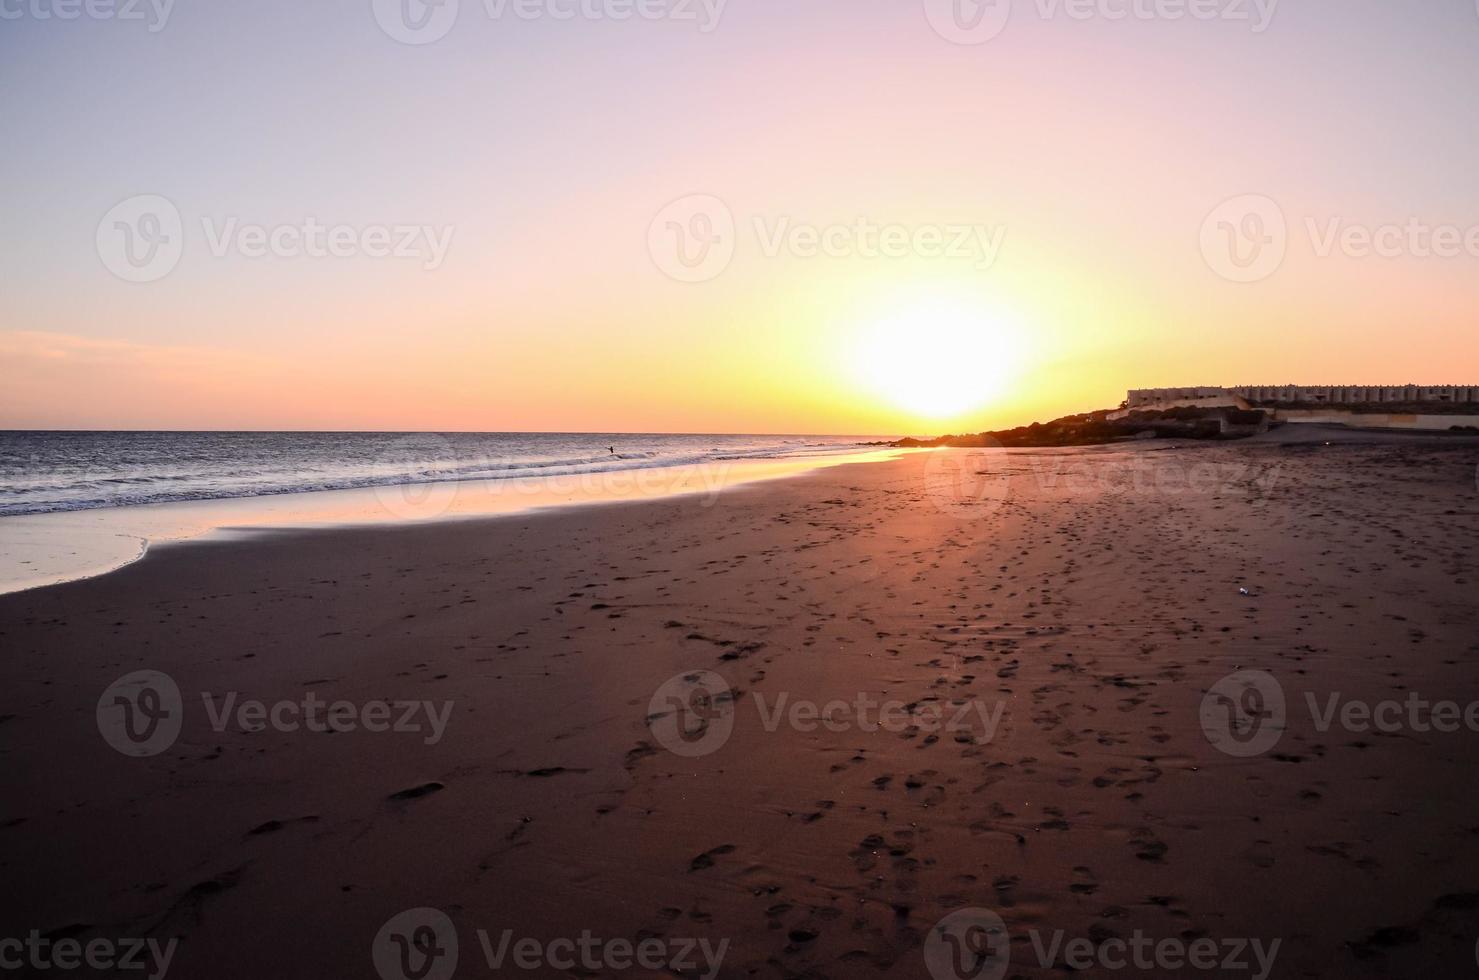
xmin=3 ymin=435 xmax=1479 ymax=979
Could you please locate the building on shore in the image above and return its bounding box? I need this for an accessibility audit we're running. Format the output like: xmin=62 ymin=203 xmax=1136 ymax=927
xmin=1117 ymin=386 xmax=1479 ymax=431
xmin=1123 ymin=387 xmax=1244 ymax=410
xmin=1227 ymin=385 xmax=1479 ymax=405
xmin=1126 ymin=385 xmax=1479 ymax=410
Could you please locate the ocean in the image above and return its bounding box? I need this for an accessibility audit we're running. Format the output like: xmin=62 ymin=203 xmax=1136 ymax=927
xmin=0 ymin=431 xmax=885 ymax=518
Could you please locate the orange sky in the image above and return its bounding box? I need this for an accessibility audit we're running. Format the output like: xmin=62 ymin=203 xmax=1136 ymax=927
xmin=4 ymin=1 xmax=1479 ymax=434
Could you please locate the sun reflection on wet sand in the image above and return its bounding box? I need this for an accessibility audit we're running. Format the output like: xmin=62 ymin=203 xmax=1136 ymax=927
xmin=0 ymin=449 xmax=910 ymax=595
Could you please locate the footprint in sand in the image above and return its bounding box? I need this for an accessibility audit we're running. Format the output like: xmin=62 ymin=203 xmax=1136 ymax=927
xmin=688 ymin=843 xmax=736 ymax=871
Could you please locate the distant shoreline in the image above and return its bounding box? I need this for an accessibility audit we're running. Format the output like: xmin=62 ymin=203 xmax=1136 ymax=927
xmin=893 ymin=404 xmax=1479 ymax=449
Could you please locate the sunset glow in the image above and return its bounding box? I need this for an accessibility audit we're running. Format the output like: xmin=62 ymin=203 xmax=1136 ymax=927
xmin=4 ymin=2 xmax=1479 ymax=436
xmin=848 ymin=297 xmax=1025 ymax=421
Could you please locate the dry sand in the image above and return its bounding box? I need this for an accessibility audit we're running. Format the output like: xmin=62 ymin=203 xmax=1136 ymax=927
xmin=2 ymin=433 xmax=1479 ymax=978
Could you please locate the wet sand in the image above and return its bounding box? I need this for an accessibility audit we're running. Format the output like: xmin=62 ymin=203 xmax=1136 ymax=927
xmin=0 ymin=449 xmax=904 ymax=596
xmin=2 ymin=434 xmax=1479 ymax=978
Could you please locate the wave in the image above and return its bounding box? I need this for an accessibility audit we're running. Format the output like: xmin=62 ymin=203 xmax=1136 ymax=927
xmin=0 ymin=434 xmax=881 ymax=517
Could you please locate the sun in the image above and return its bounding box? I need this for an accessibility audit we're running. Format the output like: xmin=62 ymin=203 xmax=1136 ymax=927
xmin=848 ymin=297 xmax=1024 ymax=421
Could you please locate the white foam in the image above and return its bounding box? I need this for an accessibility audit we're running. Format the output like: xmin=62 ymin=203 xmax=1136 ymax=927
xmin=0 ymin=448 xmax=910 ymax=595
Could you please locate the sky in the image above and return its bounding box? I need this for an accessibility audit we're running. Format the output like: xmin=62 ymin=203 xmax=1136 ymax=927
xmin=3 ymin=0 xmax=1479 ymax=434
